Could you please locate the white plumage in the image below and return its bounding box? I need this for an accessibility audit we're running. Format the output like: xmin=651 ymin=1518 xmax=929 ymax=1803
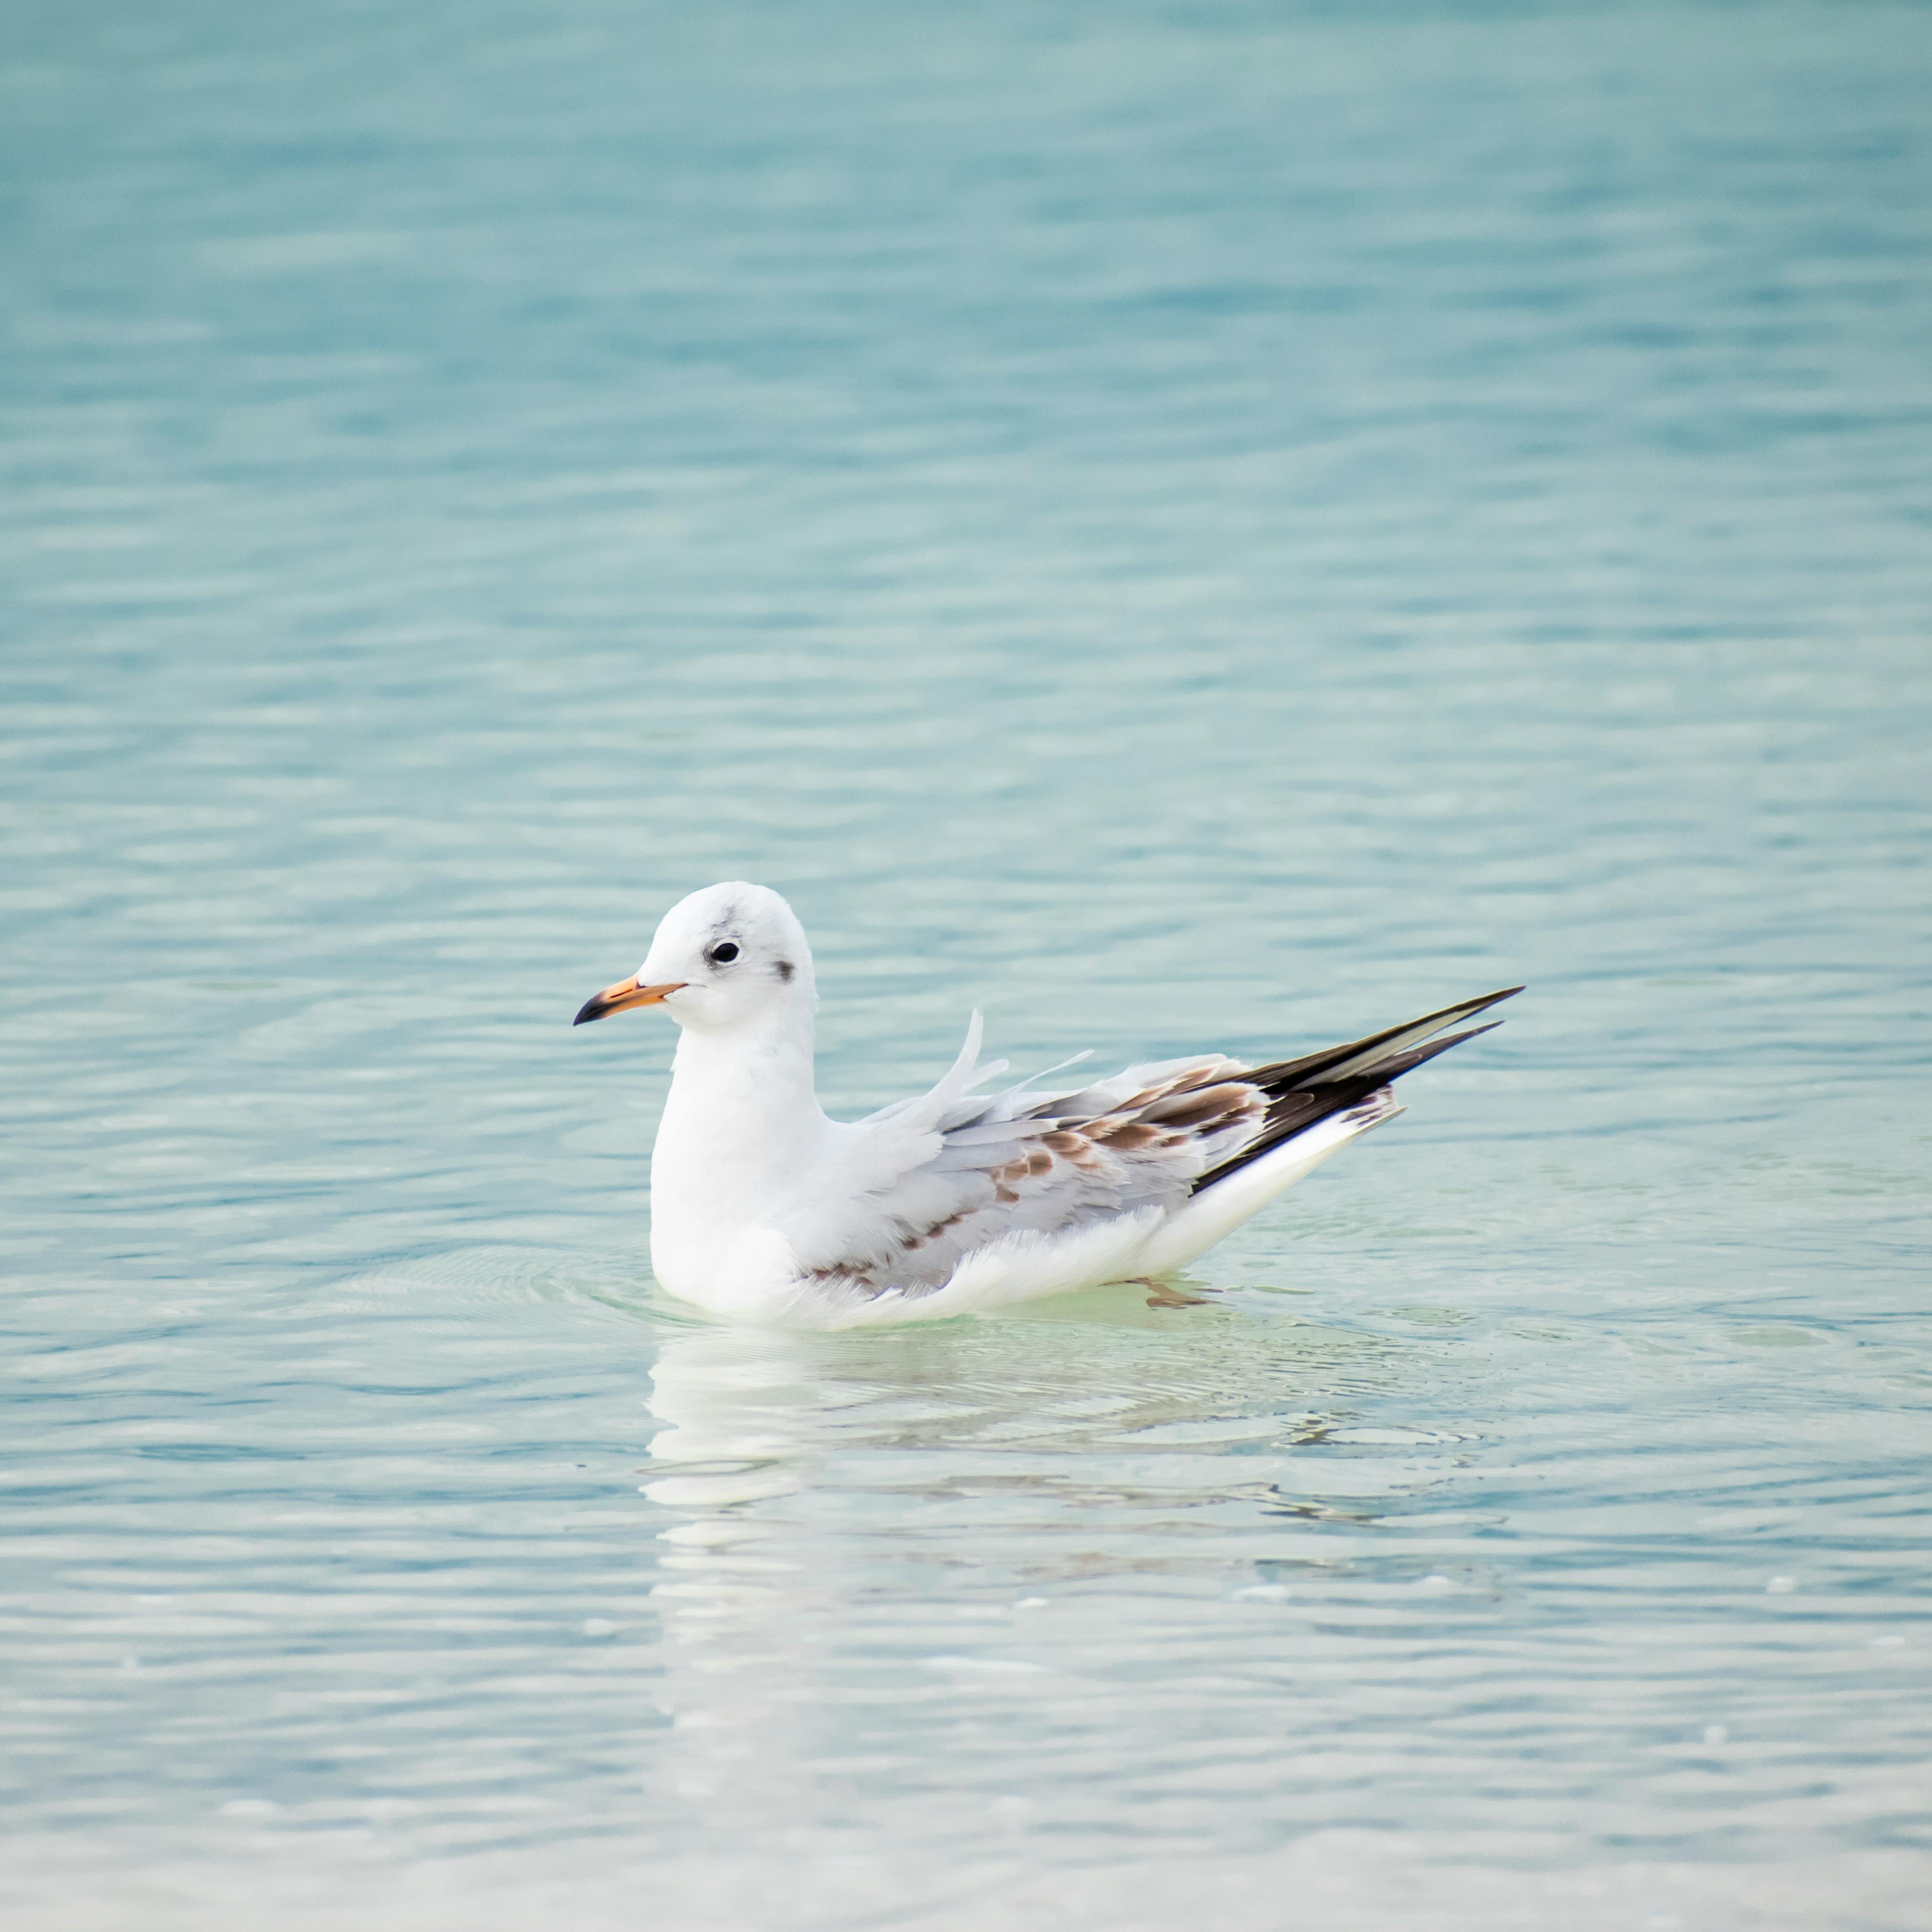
xmin=574 ymin=883 xmax=1517 ymax=1329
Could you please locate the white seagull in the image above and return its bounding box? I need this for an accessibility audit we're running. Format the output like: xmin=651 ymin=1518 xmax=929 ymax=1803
xmin=574 ymin=883 xmax=1518 ymax=1328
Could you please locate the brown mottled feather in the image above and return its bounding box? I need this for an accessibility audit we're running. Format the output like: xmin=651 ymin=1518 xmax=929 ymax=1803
xmin=791 ymin=986 xmax=1520 ymax=1296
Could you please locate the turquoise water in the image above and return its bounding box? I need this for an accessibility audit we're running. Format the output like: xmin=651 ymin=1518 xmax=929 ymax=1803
xmin=4 ymin=1 xmax=1931 ymax=1925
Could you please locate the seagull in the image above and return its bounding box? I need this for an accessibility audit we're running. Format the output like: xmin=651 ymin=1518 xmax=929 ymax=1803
xmin=574 ymin=882 xmax=1519 ymax=1328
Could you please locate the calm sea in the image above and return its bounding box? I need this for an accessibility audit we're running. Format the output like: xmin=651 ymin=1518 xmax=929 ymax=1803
xmin=3 ymin=1 xmax=1929 ymax=1925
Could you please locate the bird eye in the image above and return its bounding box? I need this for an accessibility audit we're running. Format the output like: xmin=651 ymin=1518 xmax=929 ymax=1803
xmin=709 ymin=942 xmax=740 ymax=965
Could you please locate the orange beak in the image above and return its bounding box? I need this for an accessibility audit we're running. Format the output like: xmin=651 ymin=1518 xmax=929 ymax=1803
xmin=572 ymin=976 xmax=687 ymax=1026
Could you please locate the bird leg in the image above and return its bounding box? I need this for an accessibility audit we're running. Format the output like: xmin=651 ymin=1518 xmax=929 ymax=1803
xmin=1132 ymin=1276 xmax=1208 ymax=1309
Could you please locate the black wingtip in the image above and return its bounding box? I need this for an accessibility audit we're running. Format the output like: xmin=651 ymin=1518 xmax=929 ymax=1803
xmin=1458 ymin=985 xmax=1525 ymax=1018
xmin=1191 ymin=989 xmax=1520 ymax=1195
xmin=1374 ymin=1017 xmax=1506 ymax=1078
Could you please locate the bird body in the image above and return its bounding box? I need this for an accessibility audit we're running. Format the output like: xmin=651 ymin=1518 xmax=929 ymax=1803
xmin=575 ymin=883 xmax=1517 ymax=1328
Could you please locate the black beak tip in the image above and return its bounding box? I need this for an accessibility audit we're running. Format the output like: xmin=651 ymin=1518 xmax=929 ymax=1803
xmin=572 ymin=997 xmax=605 ymax=1027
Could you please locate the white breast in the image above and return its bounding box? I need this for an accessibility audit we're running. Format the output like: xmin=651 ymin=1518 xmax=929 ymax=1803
xmin=647 ymin=1021 xmax=835 ymax=1311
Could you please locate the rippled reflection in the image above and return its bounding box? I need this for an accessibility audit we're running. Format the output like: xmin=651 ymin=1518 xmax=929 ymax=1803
xmin=637 ymin=1291 xmax=1477 ymax=1793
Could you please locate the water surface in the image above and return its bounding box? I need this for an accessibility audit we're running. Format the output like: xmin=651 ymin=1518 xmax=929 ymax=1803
xmin=3 ymin=2 xmax=1931 ymax=1926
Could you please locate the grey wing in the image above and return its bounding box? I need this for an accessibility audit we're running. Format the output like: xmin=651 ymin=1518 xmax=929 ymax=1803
xmin=785 ymin=1053 xmax=1271 ymax=1296
xmin=783 ymin=986 xmax=1522 ymax=1298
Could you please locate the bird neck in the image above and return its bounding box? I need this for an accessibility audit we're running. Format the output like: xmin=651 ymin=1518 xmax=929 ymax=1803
xmin=652 ymin=1009 xmax=827 ymax=1226
xmin=667 ymin=1007 xmax=818 ymax=1107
